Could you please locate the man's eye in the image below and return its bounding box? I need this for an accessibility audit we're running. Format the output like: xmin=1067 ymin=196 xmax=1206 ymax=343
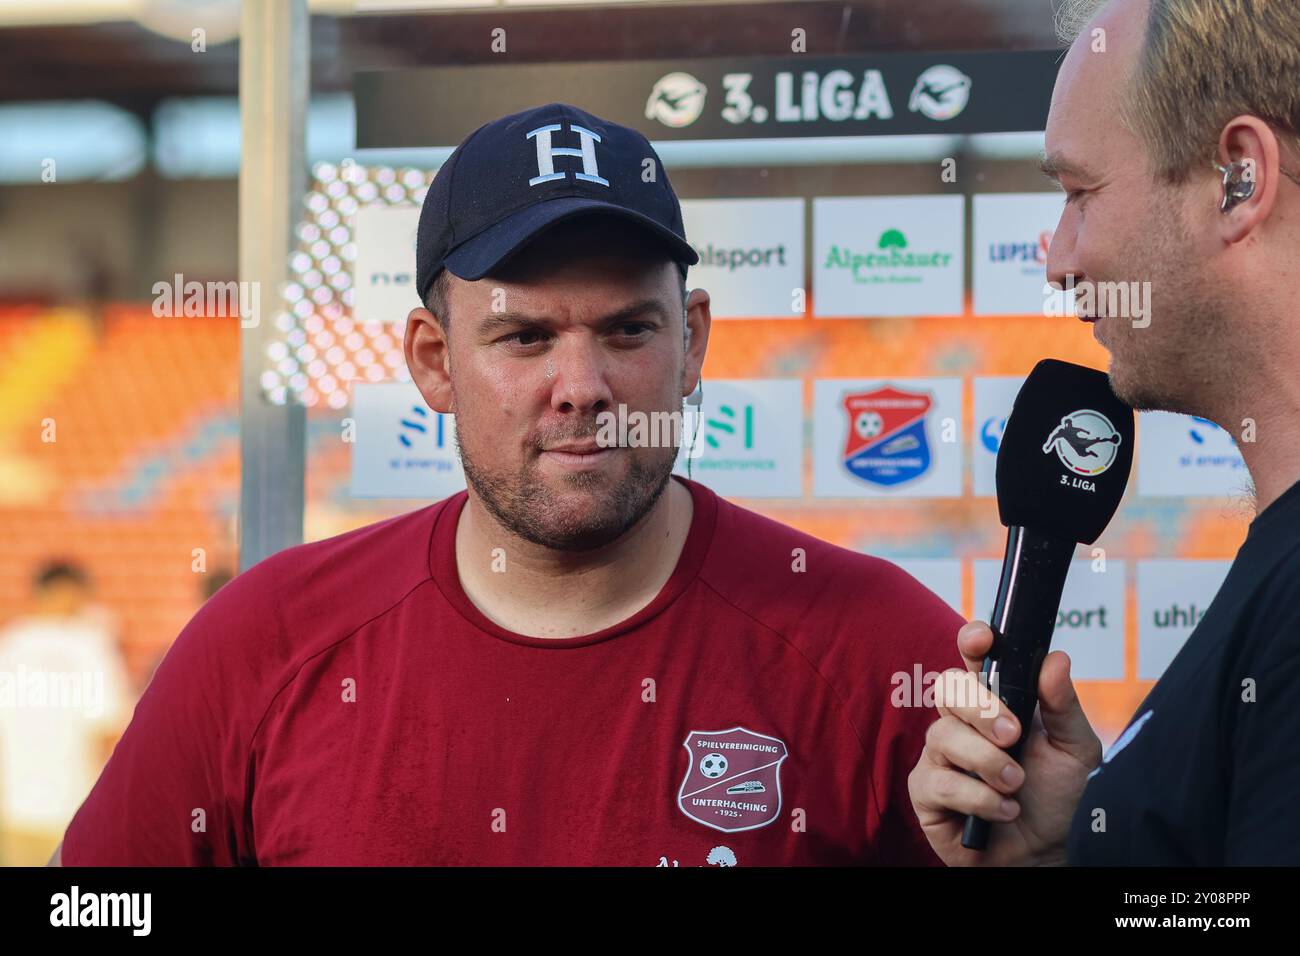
xmin=1064 ymin=189 xmax=1087 ymax=206
xmin=505 ymin=329 xmax=546 ymax=347
xmin=614 ymin=322 xmax=651 ymax=337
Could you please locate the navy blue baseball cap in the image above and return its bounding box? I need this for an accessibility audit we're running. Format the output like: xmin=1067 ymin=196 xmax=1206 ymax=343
xmin=415 ymin=102 xmax=699 ymax=303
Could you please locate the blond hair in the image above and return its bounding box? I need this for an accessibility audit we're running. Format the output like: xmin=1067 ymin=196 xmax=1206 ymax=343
xmin=1055 ymin=0 xmax=1300 ymax=183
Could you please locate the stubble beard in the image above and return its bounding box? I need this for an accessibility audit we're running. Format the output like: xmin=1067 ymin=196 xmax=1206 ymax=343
xmin=454 ymin=403 xmax=683 ymax=553
xmin=1100 ymin=197 xmax=1230 ymax=419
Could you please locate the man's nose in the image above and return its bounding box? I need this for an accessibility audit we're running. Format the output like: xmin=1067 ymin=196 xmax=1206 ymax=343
xmin=1045 ymin=205 xmax=1080 ymax=290
xmin=548 ymin=335 xmax=614 ymax=414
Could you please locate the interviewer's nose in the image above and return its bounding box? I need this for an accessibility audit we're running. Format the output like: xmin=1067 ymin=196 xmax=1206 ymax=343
xmin=1045 ymin=207 xmax=1080 ymax=291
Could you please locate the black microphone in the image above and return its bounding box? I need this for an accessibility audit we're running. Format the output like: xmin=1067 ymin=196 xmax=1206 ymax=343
xmin=960 ymin=359 xmax=1133 ymax=851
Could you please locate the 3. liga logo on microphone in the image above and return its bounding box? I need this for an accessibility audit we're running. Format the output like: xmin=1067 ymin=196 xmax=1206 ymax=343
xmin=1042 ymin=410 xmax=1122 ymax=476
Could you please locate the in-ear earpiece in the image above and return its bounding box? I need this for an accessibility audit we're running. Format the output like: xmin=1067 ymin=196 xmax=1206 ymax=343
xmin=1215 ymin=160 xmax=1256 ymax=212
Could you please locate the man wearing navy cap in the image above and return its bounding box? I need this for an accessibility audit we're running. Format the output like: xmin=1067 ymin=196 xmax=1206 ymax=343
xmin=54 ymin=103 xmax=964 ymax=867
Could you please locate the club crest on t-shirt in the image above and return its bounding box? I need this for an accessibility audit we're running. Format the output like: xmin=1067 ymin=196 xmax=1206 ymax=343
xmin=677 ymin=726 xmax=788 ymax=833
xmin=841 ymin=386 xmax=934 ymax=486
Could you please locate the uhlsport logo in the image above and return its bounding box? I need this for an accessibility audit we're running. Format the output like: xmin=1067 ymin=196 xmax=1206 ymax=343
xmin=678 ymin=727 xmax=788 ymax=833
xmin=908 ymin=64 xmax=973 ymax=121
xmin=841 ymin=386 xmax=934 ymax=487
xmin=1042 ymin=409 xmax=1122 ymax=476
xmin=646 ymin=72 xmax=708 ymax=127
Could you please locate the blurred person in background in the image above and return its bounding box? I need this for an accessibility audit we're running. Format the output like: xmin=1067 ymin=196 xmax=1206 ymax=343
xmin=0 ymin=560 xmax=130 ymax=866
xmin=202 ymin=568 xmax=234 ymax=602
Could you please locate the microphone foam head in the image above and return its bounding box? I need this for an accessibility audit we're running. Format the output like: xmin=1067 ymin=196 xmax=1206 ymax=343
xmin=996 ymin=359 xmax=1134 ymax=544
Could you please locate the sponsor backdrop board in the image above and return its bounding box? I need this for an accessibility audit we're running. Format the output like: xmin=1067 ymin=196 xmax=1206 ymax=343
xmin=671 ymin=379 xmax=804 ymax=497
xmin=341 ymin=206 xmax=1258 ymax=751
xmin=352 ymin=205 xmax=421 ymax=325
xmin=1136 ymin=560 xmax=1233 ymax=680
xmin=1138 ymin=411 xmax=1249 ymax=498
xmin=679 ymin=199 xmax=805 ymax=319
xmin=351 ymin=382 xmax=465 ymax=499
xmin=812 ymin=196 xmax=964 ymax=318
xmin=972 ymin=193 xmax=1065 ymax=316
xmin=971 ymin=375 xmax=1026 ymax=498
xmin=338 ymin=55 xmax=1257 ymax=749
xmin=975 ymin=559 xmax=1126 ymax=681
xmin=812 ymin=377 xmax=963 ymax=496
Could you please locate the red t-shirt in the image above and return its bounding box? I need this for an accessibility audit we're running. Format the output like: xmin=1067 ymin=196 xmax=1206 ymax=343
xmin=63 ymin=476 xmax=964 ymax=866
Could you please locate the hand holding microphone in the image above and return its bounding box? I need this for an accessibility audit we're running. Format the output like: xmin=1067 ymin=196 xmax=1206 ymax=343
xmin=908 ymin=359 xmax=1131 ymax=864
xmin=908 ymin=619 xmax=1101 ymax=866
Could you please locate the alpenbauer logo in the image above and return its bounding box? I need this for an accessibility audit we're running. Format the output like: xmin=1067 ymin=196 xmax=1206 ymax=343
xmin=678 ymin=727 xmax=788 ymax=833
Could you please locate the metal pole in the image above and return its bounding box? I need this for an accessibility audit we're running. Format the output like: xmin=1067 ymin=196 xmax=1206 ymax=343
xmin=238 ymin=0 xmax=308 ymax=571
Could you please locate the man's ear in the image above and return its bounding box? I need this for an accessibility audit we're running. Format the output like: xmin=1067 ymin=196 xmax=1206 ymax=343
xmin=403 ymin=306 xmax=453 ymax=413
xmin=682 ymin=288 xmax=711 ymax=401
xmin=1215 ymin=116 xmax=1283 ymax=245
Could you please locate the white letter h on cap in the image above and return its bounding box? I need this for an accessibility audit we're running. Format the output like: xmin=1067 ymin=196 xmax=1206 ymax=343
xmin=526 ymin=123 xmax=610 ymax=187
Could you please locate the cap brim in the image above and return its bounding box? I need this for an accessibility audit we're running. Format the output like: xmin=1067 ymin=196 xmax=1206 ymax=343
xmin=442 ymin=197 xmax=699 ymax=281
